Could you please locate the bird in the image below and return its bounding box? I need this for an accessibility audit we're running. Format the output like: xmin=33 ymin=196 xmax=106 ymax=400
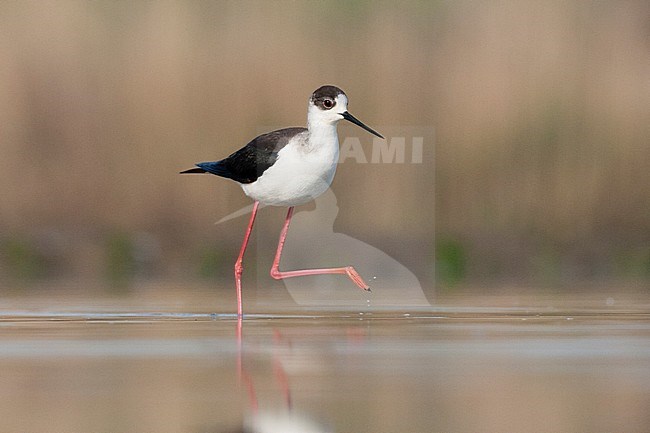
xmin=181 ymin=85 xmax=383 ymax=316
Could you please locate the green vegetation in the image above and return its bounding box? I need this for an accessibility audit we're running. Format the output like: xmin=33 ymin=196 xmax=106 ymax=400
xmin=435 ymin=238 xmax=466 ymax=288
xmin=197 ymin=245 xmax=229 ymax=280
xmin=105 ymin=232 xmax=136 ymax=288
xmin=1 ymin=237 xmax=45 ymax=281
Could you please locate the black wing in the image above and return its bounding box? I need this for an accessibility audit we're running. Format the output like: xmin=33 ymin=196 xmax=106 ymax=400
xmin=180 ymin=127 xmax=307 ymax=184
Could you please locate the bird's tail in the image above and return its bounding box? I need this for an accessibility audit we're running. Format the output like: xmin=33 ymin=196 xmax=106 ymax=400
xmin=179 ymin=167 xmax=207 ymax=174
xmin=180 ymin=161 xmax=231 ymax=177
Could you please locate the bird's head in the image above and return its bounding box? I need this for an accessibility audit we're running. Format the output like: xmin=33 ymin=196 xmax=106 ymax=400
xmin=308 ymin=85 xmax=383 ymax=139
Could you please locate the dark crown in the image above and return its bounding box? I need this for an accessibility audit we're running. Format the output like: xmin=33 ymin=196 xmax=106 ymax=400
xmin=311 ymin=85 xmax=346 ymax=101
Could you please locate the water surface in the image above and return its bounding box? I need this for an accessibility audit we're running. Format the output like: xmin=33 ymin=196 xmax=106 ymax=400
xmin=1 ymin=288 xmax=649 ymax=433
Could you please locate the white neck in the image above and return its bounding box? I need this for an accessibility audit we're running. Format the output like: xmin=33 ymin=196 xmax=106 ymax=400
xmin=308 ymin=122 xmax=338 ymax=150
xmin=307 ymin=107 xmax=341 ymax=151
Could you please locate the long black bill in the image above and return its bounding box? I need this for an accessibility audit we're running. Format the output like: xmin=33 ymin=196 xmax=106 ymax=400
xmin=342 ymin=112 xmax=384 ymax=139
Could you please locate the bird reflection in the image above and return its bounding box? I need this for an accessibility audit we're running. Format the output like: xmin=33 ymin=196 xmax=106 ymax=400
xmin=222 ymin=317 xmax=335 ymax=433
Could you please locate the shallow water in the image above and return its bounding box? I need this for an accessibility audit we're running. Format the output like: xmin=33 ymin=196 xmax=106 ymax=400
xmin=1 ymin=288 xmax=649 ymax=433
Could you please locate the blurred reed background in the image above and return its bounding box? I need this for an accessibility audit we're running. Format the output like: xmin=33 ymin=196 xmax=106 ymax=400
xmin=0 ymin=1 xmax=648 ymax=294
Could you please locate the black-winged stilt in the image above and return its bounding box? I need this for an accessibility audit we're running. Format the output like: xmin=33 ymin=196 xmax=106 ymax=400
xmin=181 ymin=85 xmax=383 ymax=315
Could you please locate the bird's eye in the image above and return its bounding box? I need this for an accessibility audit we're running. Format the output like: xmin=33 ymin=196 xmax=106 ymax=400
xmin=323 ymin=99 xmax=334 ymax=109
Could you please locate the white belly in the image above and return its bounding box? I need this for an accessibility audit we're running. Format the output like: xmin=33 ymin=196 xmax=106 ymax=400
xmin=241 ymin=138 xmax=339 ymax=206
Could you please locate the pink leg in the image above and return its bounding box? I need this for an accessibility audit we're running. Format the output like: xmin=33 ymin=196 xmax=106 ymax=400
xmin=270 ymin=206 xmax=370 ymax=290
xmin=235 ymin=201 xmax=260 ymax=316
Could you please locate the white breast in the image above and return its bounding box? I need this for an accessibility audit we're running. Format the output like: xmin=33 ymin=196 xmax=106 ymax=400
xmin=241 ymin=128 xmax=340 ymax=206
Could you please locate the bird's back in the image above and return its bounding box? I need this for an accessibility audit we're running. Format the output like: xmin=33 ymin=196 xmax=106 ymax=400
xmin=181 ymin=127 xmax=306 ymax=184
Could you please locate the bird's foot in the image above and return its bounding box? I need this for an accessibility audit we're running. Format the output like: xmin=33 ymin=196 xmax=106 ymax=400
xmin=345 ymin=266 xmax=371 ymax=291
